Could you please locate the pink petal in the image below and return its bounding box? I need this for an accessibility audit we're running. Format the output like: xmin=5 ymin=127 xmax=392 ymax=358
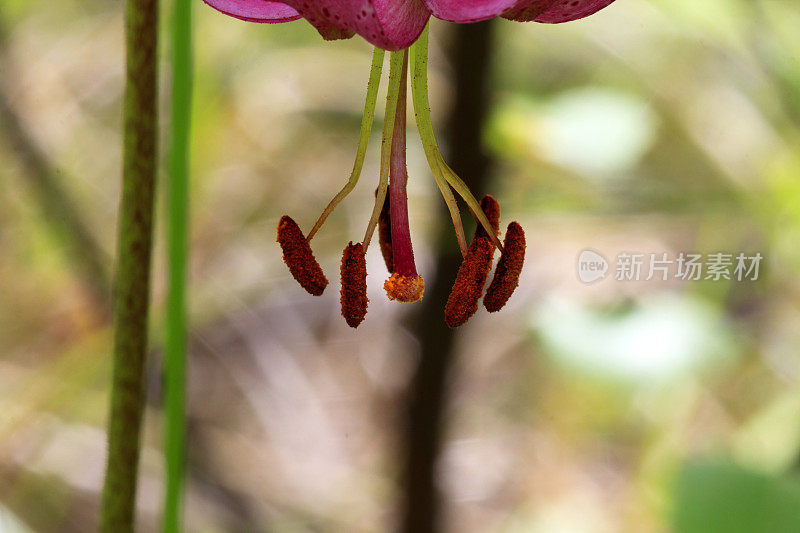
xmin=202 ymin=0 xmax=302 ymax=23
xmin=424 ymin=0 xmax=518 ymax=23
xmin=503 ymin=0 xmax=615 ymax=23
xmin=280 ymin=0 xmax=431 ymax=50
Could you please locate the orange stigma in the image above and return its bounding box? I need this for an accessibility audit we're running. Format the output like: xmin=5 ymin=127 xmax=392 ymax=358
xmin=384 ymin=273 xmax=424 ymax=303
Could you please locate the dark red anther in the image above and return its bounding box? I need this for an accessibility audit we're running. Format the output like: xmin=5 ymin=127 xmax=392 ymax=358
xmin=444 ymin=195 xmax=501 ymax=328
xmin=484 ymin=222 xmax=526 ymax=313
xmin=276 ymin=215 xmax=328 ymax=296
xmin=475 ymin=194 xmax=500 ymax=241
xmin=340 ymin=242 xmax=368 ymax=328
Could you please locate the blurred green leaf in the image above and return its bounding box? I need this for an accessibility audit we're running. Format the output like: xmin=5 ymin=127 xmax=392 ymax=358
xmin=673 ymin=460 xmax=800 ymax=533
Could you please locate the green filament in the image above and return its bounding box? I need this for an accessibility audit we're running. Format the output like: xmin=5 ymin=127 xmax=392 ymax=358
xmin=410 ymin=26 xmax=467 ymax=256
xmin=432 ymin=159 xmax=468 ymax=257
xmin=439 ymin=160 xmax=503 ymax=252
xmin=307 ymin=48 xmax=385 ymax=240
xmin=363 ymin=49 xmax=406 ymax=249
xmin=410 ymin=25 xmax=503 ymax=253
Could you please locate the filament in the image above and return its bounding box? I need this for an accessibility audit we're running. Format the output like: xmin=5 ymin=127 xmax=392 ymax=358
xmin=307 ymin=48 xmax=385 ymax=240
xmin=410 ymin=26 xmax=503 ymax=254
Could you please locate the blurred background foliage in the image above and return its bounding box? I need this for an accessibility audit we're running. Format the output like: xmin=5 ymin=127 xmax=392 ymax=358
xmin=1 ymin=0 xmax=800 ymax=531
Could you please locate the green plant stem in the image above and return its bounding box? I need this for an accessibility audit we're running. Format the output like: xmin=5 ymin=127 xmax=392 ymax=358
xmin=99 ymin=0 xmax=159 ymax=530
xmin=163 ymin=0 xmax=192 ymax=529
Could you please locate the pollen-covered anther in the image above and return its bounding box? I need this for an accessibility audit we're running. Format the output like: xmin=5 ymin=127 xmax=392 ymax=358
xmin=445 ymin=238 xmax=494 ymax=328
xmin=340 ymin=242 xmax=368 ymax=328
xmin=444 ymin=195 xmax=500 ymax=328
xmin=384 ymin=273 xmax=424 ymax=303
xmin=483 ymin=222 xmax=526 ymax=313
xmin=475 ymin=194 xmax=501 ymax=241
xmin=276 ymin=215 xmax=329 ymax=296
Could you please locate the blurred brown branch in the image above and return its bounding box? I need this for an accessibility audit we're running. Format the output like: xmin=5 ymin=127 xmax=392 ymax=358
xmin=401 ymin=20 xmax=496 ymax=533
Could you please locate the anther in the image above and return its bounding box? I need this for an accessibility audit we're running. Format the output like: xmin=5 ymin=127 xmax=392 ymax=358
xmin=475 ymin=195 xmax=500 ymax=241
xmin=483 ymin=222 xmax=526 ymax=313
xmin=340 ymin=242 xmax=368 ymax=328
xmin=444 ymin=195 xmax=500 ymax=328
xmin=276 ymin=215 xmax=328 ymax=296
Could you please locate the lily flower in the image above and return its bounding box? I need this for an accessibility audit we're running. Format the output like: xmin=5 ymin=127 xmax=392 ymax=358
xmin=203 ymin=0 xmax=614 ymax=50
xmin=210 ymin=1 xmax=614 ymax=327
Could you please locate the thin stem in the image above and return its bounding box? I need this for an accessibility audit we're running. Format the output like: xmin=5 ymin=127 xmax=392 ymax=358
xmin=363 ymin=49 xmax=406 ymax=249
xmin=410 ymin=26 xmax=502 ymax=253
xmin=163 ymin=0 xmax=192 ymax=528
xmin=307 ymin=48 xmax=385 ymax=240
xmin=389 ymin=53 xmax=417 ymax=277
xmin=100 ymin=0 xmax=159 ymax=530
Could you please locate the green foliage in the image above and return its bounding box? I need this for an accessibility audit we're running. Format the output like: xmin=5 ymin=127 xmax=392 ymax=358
xmin=673 ymin=460 xmax=800 ymax=533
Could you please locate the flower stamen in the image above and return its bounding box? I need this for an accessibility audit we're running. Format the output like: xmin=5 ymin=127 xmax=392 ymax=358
xmin=444 ymin=195 xmax=500 ymax=327
xmin=475 ymin=194 xmax=500 ymax=241
xmin=276 ymin=215 xmax=328 ymax=295
xmin=484 ymin=222 xmax=526 ymax=312
xmin=340 ymin=242 xmax=368 ymax=327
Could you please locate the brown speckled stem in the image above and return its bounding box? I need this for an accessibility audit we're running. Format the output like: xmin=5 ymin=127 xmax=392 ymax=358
xmin=99 ymin=0 xmax=158 ymax=530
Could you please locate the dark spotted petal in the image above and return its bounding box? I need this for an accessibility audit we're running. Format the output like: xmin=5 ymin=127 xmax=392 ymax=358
xmin=503 ymin=0 xmax=615 ymax=23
